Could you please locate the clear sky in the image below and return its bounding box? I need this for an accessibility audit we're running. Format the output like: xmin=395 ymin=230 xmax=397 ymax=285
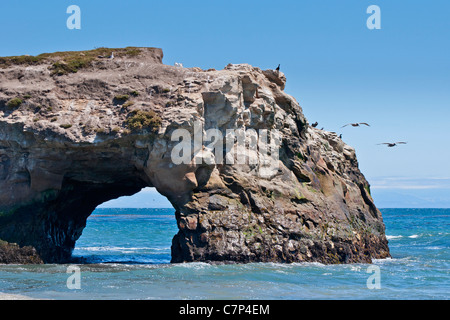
xmin=1 ymin=0 xmax=449 ymax=207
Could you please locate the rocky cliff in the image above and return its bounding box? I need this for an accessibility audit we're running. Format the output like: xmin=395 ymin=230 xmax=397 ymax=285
xmin=0 ymin=47 xmax=390 ymax=264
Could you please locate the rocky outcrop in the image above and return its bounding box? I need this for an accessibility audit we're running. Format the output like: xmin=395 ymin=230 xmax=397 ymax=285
xmin=0 ymin=240 xmax=43 ymax=264
xmin=0 ymin=47 xmax=390 ymax=264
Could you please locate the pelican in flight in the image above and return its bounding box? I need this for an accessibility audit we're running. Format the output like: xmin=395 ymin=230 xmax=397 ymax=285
xmin=377 ymin=142 xmax=407 ymax=148
xmin=341 ymin=122 xmax=370 ymax=128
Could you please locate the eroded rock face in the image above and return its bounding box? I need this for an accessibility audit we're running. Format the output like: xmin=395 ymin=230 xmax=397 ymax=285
xmin=0 ymin=240 xmax=43 ymax=264
xmin=0 ymin=47 xmax=390 ymax=264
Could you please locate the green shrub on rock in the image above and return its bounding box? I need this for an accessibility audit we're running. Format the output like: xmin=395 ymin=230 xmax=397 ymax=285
xmin=126 ymin=110 xmax=161 ymax=132
xmin=6 ymin=98 xmax=23 ymax=108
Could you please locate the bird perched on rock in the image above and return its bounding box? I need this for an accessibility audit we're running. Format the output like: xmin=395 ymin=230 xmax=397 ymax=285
xmin=341 ymin=122 xmax=370 ymax=128
xmin=276 ymin=64 xmax=280 ymax=72
xmin=311 ymin=122 xmax=319 ymax=128
xmin=377 ymin=142 xmax=407 ymax=148
xmin=109 ymin=52 xmax=114 ymax=59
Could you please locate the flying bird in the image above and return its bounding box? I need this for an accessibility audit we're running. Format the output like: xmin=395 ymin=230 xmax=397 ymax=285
xmin=341 ymin=122 xmax=370 ymax=128
xmin=377 ymin=142 xmax=407 ymax=148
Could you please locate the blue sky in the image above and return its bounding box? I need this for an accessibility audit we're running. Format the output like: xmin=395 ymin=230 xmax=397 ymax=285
xmin=1 ymin=1 xmax=449 ymax=207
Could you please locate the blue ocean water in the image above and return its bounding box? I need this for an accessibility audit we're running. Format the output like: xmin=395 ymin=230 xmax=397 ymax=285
xmin=0 ymin=208 xmax=448 ymax=300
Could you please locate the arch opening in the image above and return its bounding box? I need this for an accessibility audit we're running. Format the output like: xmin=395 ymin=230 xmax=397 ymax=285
xmin=71 ymin=187 xmax=177 ymax=264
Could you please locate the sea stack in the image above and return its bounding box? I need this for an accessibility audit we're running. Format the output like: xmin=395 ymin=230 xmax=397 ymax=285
xmin=0 ymin=47 xmax=390 ymax=264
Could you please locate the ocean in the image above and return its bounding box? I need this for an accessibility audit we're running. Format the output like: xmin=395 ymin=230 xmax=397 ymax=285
xmin=0 ymin=208 xmax=448 ymax=300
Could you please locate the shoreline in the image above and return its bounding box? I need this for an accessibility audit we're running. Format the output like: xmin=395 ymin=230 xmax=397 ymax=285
xmin=0 ymin=292 xmax=37 ymax=300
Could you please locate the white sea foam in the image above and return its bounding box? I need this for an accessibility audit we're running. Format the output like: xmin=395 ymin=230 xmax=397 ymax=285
xmin=291 ymin=262 xmax=326 ymax=268
xmin=426 ymin=246 xmax=444 ymax=250
xmin=386 ymin=235 xmax=403 ymax=240
xmin=0 ymin=293 xmax=39 ymax=300
xmin=372 ymin=257 xmax=394 ymax=264
xmin=174 ymin=262 xmax=212 ymax=270
xmin=408 ymin=235 xmax=419 ymax=239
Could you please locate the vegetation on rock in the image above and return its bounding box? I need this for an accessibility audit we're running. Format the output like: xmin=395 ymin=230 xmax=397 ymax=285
xmin=0 ymin=47 xmax=147 ymax=76
xmin=6 ymin=98 xmax=23 ymax=108
xmin=126 ymin=110 xmax=161 ymax=132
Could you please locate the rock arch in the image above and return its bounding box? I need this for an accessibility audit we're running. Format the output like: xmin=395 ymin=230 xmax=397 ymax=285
xmin=0 ymin=48 xmax=390 ymax=264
